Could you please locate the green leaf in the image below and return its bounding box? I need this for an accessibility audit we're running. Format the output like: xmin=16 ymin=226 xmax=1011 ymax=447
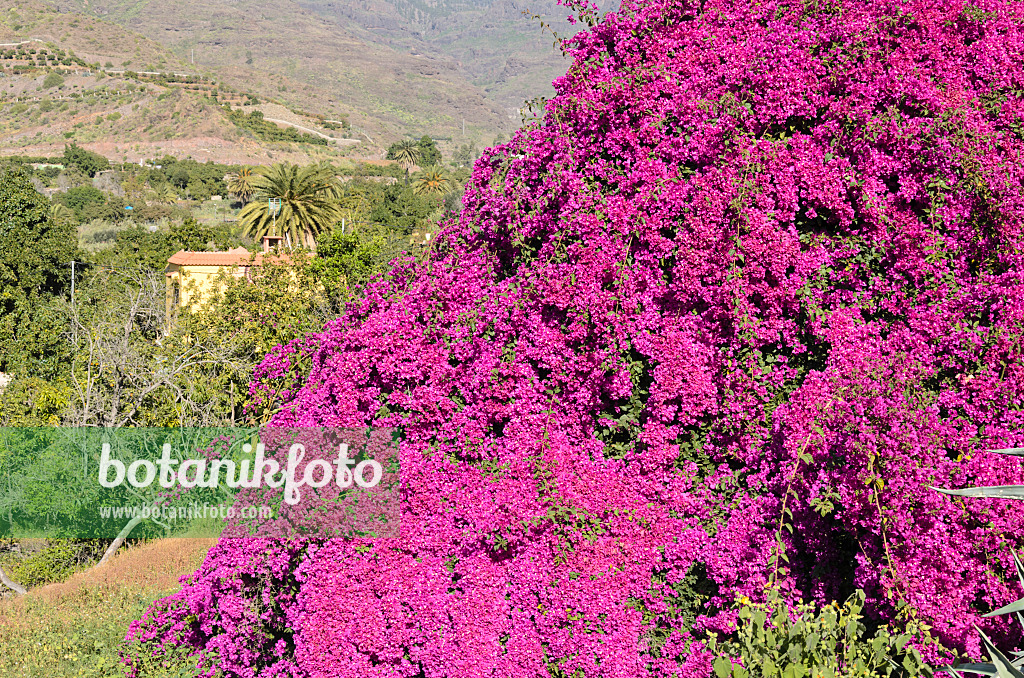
xmin=989 ymin=448 xmax=1024 ymax=456
xmin=805 ymin=632 xmax=820 ymax=653
xmin=714 ymin=656 xmax=734 ymax=678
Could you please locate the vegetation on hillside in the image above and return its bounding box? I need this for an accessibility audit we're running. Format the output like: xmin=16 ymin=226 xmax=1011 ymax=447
xmin=224 ymin=108 xmax=328 ymax=146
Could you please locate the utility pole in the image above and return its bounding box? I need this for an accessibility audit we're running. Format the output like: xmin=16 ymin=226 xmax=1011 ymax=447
xmin=268 ymin=197 xmax=283 ymax=249
xmin=70 ymin=260 xmax=77 ymax=342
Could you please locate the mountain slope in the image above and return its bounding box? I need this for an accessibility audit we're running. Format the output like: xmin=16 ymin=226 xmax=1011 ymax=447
xmin=291 ymin=0 xmax=580 ymax=110
xmin=0 ymin=2 xmax=362 ymax=165
xmin=42 ymin=0 xmax=519 ymax=142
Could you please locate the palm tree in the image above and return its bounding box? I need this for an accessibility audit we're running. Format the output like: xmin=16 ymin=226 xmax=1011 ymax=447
xmin=226 ymin=166 xmax=257 ymax=204
xmin=49 ymin=203 xmax=75 ymax=224
xmin=411 ymin=166 xmax=453 ymax=197
xmin=237 ymin=162 xmax=342 ymax=250
xmin=389 ymin=140 xmax=420 ymax=171
xmin=150 ymin=183 xmax=177 ymax=205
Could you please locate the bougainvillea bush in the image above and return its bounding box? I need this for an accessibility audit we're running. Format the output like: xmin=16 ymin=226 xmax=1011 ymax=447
xmin=129 ymin=0 xmax=1024 ymax=675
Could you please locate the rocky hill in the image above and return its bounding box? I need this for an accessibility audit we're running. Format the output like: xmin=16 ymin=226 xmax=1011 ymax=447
xmin=0 ymin=1 xmax=368 ymax=164
xmin=37 ymin=0 xmax=571 ymax=143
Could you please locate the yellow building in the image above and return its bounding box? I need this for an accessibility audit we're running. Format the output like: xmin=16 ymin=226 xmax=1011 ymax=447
xmin=164 ymin=243 xmax=288 ymax=321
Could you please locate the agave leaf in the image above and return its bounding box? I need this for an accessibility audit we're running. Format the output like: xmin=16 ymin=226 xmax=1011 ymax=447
xmin=985 ymin=598 xmax=1024 ymax=618
xmin=951 ymin=658 xmax=1024 ymax=676
xmin=978 ymin=627 xmax=1024 ymax=678
xmin=934 ymin=487 xmax=1024 ymax=500
xmin=951 ymin=663 xmax=998 ymax=676
xmin=988 ymin=449 xmax=1024 ymax=456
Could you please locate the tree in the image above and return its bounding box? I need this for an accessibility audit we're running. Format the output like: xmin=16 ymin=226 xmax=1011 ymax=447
xmin=386 ymin=139 xmax=420 ymax=170
xmin=312 ymin=224 xmax=406 ymax=306
xmin=63 ymin=265 xmax=244 ymax=428
xmin=237 ymin=162 xmax=343 ymax=249
xmin=367 ymin=183 xmax=434 ymax=233
xmin=411 ymin=166 xmax=453 ymax=197
xmin=0 ymin=376 xmax=70 ymax=426
xmin=173 ymin=251 xmax=332 ymax=424
xmin=170 ymin=217 xmax=214 ymax=251
xmin=49 ymin=202 xmax=76 ymax=226
xmin=452 ymin=143 xmax=478 ymax=168
xmin=0 ymin=169 xmax=77 ymax=378
xmin=61 ymin=142 xmax=109 ymax=177
xmin=149 ymin=182 xmax=177 ymax=205
xmin=55 ymin=184 xmax=106 ymax=220
xmin=226 ymin=166 xmax=257 ymax=204
xmin=42 ymin=71 xmax=63 ymax=89
xmin=416 ymin=135 xmax=441 ymax=166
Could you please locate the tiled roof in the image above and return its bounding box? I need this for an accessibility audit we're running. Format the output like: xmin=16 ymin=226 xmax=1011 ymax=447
xmin=167 ymin=248 xmax=289 ymax=267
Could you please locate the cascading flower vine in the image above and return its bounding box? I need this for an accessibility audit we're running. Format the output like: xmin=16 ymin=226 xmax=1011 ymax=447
xmin=130 ymin=0 xmax=1024 ymax=675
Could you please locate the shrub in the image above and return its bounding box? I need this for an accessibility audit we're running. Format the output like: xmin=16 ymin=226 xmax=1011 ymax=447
xmin=708 ymin=590 xmax=935 ymax=678
xmin=0 ymin=540 xmax=106 ymax=588
xmin=62 ymin=142 xmax=109 ymax=177
xmin=133 ymin=0 xmax=1024 ymax=676
xmin=42 ymin=72 xmax=63 ymax=89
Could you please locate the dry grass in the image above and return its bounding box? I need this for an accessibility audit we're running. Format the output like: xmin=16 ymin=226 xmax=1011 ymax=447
xmin=0 ymin=538 xmax=213 ymax=678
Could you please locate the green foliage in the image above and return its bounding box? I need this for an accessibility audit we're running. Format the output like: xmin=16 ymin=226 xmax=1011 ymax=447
xmin=94 ymin=221 xmax=223 ymax=271
xmin=42 ymin=71 xmax=64 ymax=89
xmin=452 ymin=143 xmax=478 ymax=167
xmin=0 ymin=540 xmax=105 ymax=588
xmin=226 ymin=166 xmax=257 ymax=204
xmin=62 ymin=143 xmax=109 ymax=177
xmin=186 ymin=176 xmax=211 ymax=202
xmin=418 ymin=135 xmax=442 ymax=165
xmin=56 ymin=184 xmax=105 ymax=216
xmin=0 ymin=169 xmax=77 ymax=378
xmin=368 ymin=182 xmax=436 ymax=233
xmin=143 ymin=156 xmax=229 ymax=198
xmin=225 ymin=108 xmax=327 ymax=146
xmin=169 ymin=217 xmax=214 ymax=251
xmin=312 ymin=225 xmax=408 ymax=304
xmin=411 ymin=165 xmax=454 ymax=197
xmin=709 ymin=590 xmax=935 ymax=678
xmin=386 ymin=139 xmax=420 ymax=168
xmin=0 ymin=376 xmax=70 ymax=426
xmin=56 ymin=185 xmax=131 ymax=223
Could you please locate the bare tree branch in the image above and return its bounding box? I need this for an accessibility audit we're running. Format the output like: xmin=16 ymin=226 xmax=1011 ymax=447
xmin=0 ymin=562 xmax=26 ymax=595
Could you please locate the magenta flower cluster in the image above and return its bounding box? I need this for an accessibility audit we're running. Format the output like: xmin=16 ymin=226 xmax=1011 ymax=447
xmin=130 ymin=0 xmax=1024 ymax=675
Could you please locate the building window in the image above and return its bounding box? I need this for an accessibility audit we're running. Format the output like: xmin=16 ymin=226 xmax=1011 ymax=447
xmin=172 ymin=282 xmax=180 ymax=308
